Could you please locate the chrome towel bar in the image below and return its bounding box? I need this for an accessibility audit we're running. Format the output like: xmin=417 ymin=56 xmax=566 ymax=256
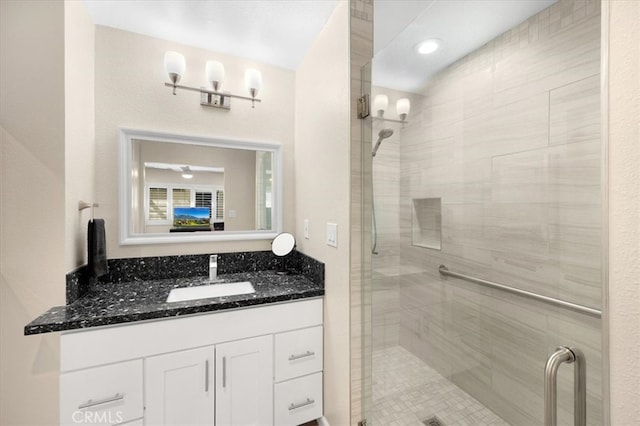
xmin=438 ymin=265 xmax=602 ymax=318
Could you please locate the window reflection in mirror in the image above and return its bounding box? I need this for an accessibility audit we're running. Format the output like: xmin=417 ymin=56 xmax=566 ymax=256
xmin=120 ymin=129 xmax=282 ymax=245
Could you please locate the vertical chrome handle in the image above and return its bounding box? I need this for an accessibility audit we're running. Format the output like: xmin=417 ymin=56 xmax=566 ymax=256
xmin=222 ymin=356 xmax=227 ymax=388
xmin=572 ymin=348 xmax=587 ymax=426
xmin=544 ymin=346 xmax=587 ymax=426
xmin=205 ymin=359 xmax=209 ymax=392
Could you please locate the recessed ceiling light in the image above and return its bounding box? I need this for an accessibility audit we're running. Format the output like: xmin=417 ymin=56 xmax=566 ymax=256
xmin=415 ymin=38 xmax=442 ymax=55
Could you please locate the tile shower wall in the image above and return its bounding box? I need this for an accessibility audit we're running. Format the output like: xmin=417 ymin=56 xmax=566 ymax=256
xmin=396 ymin=1 xmax=602 ymax=425
xmin=371 ymin=87 xmax=402 ymax=350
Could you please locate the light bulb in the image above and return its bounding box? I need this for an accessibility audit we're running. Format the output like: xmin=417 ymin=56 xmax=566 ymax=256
xmin=164 ymin=51 xmax=185 ymax=82
xmin=373 ymin=94 xmax=389 ymax=117
xmin=396 ymin=98 xmax=411 ymax=121
xmin=245 ymin=68 xmax=263 ymax=97
xmin=416 ymin=39 xmax=441 ymax=55
xmin=206 ymin=60 xmax=225 ymax=92
xmin=164 ymin=51 xmax=185 ymax=95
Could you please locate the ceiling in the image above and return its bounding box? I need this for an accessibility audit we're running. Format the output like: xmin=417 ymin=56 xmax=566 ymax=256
xmin=374 ymin=0 xmax=557 ymax=92
xmin=83 ymin=0 xmax=339 ymax=70
xmin=84 ymin=0 xmax=557 ymax=93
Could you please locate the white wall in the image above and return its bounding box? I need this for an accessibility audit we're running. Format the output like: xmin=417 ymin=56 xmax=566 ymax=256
xmin=607 ymin=1 xmax=640 ymax=424
xmin=94 ymin=26 xmax=295 ymax=258
xmin=294 ymin=2 xmax=351 ymax=425
xmin=0 ymin=1 xmax=66 ymax=424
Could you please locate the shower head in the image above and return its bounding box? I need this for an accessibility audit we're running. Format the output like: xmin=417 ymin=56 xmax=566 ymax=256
xmin=378 ymin=128 xmax=394 ymax=139
xmin=372 ymin=128 xmax=394 ymax=157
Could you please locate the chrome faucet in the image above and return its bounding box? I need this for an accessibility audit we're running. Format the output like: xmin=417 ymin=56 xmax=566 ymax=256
xmin=209 ymin=255 xmax=218 ymax=281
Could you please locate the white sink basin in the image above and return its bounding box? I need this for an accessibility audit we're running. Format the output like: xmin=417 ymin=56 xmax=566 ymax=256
xmin=167 ymin=281 xmax=255 ymax=303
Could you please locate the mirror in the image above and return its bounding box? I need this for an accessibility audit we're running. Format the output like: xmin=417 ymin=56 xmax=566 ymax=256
xmin=119 ymin=128 xmax=282 ymax=245
xmin=271 ymin=233 xmax=296 ymax=257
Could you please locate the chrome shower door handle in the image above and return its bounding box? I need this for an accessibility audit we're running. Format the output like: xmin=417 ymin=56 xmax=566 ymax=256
xmin=544 ymin=346 xmax=587 ymax=426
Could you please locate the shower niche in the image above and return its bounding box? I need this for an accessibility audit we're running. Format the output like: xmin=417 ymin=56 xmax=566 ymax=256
xmin=411 ymin=197 xmax=442 ymax=250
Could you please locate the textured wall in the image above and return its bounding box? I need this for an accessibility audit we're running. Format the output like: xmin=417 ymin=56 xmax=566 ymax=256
xmin=607 ymin=1 xmax=640 ymax=424
xmin=397 ymin=0 xmax=603 ymax=424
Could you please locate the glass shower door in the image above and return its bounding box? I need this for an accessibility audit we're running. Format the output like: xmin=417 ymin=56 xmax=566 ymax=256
xmin=364 ymin=0 xmax=605 ymax=425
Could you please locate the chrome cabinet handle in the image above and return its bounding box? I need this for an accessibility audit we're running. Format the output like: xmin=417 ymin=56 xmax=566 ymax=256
xmin=78 ymin=393 xmax=124 ymax=410
xmin=289 ymin=397 xmax=315 ymax=411
xmin=205 ymin=359 xmax=209 ymax=392
xmin=288 ymin=350 xmax=315 ymax=361
xmin=222 ymin=356 xmax=227 ymax=388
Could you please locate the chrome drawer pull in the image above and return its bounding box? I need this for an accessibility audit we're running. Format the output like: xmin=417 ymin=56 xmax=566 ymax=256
xmin=78 ymin=393 xmax=124 ymax=409
xmin=289 ymin=398 xmax=315 ymax=411
xmin=288 ymin=350 xmax=315 ymax=361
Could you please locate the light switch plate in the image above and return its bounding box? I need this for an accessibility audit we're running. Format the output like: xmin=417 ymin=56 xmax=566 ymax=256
xmin=303 ymin=219 xmax=309 ymax=239
xmin=326 ymin=223 xmax=337 ymax=247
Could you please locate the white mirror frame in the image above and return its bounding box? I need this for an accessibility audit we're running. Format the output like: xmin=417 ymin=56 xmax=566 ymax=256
xmin=119 ymin=128 xmax=283 ymax=245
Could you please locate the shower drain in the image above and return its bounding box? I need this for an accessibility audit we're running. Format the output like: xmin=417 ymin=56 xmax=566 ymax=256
xmin=423 ymin=416 xmax=445 ymax=426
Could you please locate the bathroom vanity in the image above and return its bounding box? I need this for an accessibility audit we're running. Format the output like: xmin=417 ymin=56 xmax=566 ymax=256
xmin=59 ymin=299 xmax=323 ymax=426
xmin=25 ymin=251 xmax=325 ymax=426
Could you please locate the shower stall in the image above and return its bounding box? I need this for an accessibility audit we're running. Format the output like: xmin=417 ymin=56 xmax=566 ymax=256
xmin=362 ymin=0 xmax=605 ymax=425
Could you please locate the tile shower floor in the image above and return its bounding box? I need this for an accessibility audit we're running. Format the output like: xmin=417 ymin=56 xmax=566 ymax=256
xmin=372 ymin=346 xmax=509 ymax=426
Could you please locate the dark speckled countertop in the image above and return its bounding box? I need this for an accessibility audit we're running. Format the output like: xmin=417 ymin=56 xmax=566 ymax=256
xmin=25 ymin=251 xmax=324 ymax=335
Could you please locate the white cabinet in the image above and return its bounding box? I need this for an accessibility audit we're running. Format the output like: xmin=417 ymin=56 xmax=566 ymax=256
xmin=274 ymin=326 xmax=323 ymax=426
xmin=215 ymin=335 xmax=273 ymax=426
xmin=60 ymin=298 xmax=323 ymax=426
xmin=274 ymin=326 xmax=323 ymax=382
xmin=274 ymin=372 xmax=323 ymax=426
xmin=145 ymin=346 xmax=215 ymax=426
xmin=60 ymin=359 xmax=143 ymax=426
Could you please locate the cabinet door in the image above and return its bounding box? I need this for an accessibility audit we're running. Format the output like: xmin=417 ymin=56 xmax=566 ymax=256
xmin=145 ymin=346 xmax=214 ymax=425
xmin=216 ymin=335 xmax=273 ymax=426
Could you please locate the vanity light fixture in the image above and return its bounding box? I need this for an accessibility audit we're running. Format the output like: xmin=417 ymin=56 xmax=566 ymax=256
xmin=163 ymin=51 xmax=262 ymax=109
xmin=371 ymin=94 xmax=411 ymax=124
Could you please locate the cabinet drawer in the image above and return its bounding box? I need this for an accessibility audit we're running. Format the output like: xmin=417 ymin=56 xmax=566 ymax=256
xmin=60 ymin=360 xmax=143 ymax=426
xmin=274 ymin=372 xmax=323 ymax=426
xmin=275 ymin=326 xmax=323 ymax=382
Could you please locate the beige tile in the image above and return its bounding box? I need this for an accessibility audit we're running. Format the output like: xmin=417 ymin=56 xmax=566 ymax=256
xmin=549 ymin=74 xmax=600 ymax=146
xmin=547 ymin=139 xmax=601 ymax=205
xmin=492 ymin=148 xmax=548 ymax=203
xmin=464 ymin=93 xmax=549 ymax=160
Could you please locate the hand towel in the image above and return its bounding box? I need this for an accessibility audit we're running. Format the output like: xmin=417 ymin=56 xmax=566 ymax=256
xmin=88 ymin=218 xmax=108 ymax=278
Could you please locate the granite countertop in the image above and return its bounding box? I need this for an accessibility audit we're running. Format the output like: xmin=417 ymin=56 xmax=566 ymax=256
xmin=24 ymin=270 xmax=324 ymax=335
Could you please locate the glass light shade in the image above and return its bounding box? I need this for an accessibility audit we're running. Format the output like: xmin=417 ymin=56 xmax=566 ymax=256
xmin=164 ymin=51 xmax=186 ymax=80
xmin=396 ymin=98 xmax=411 ymax=116
xmin=206 ymin=60 xmax=225 ymax=91
xmin=373 ymin=94 xmax=389 ymax=116
xmin=245 ymin=68 xmax=263 ymax=96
